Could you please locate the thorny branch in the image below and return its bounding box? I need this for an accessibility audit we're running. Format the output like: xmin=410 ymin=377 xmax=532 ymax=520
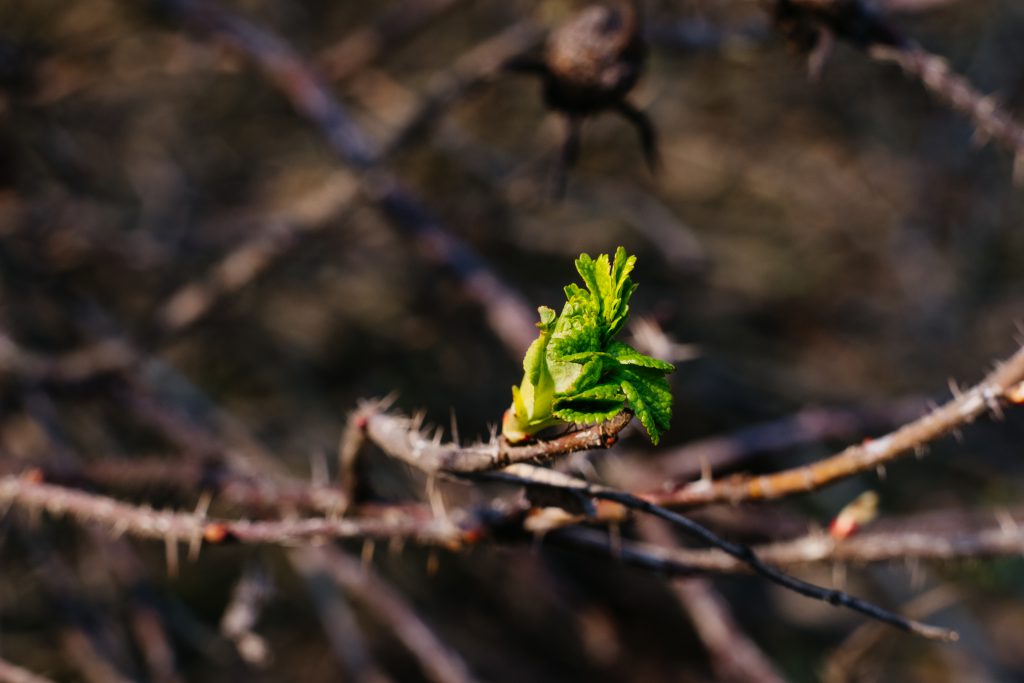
xmin=644 ymin=343 xmax=1024 ymax=508
xmin=0 ymin=473 xmax=464 ymax=549
xmin=467 ymin=465 xmax=955 ymax=641
xmin=772 ymin=0 xmax=1024 ymax=172
xmin=360 ymin=404 xmax=634 ymax=473
xmin=638 ymin=511 xmax=1024 ymax=572
xmin=292 ymin=547 xmax=479 ymax=683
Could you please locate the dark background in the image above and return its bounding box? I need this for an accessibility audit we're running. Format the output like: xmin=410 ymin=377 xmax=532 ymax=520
xmin=1 ymin=1 xmax=1024 ymax=681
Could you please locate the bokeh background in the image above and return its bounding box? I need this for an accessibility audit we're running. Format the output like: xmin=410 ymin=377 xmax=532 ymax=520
xmin=2 ymin=0 xmax=1024 ymax=681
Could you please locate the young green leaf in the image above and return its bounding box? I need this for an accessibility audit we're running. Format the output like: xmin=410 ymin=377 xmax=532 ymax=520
xmin=502 ymin=248 xmax=675 ymax=444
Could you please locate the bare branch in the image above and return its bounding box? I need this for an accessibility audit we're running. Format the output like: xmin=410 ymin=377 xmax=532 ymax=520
xmin=475 ymin=465 xmax=956 ymax=641
xmin=27 ymin=458 xmax=350 ymax=517
xmin=361 ymin=405 xmax=634 ymax=473
xmin=640 ymin=513 xmax=1024 ymax=572
xmin=870 ymin=43 xmax=1024 ymax=172
xmin=147 ymin=0 xmax=536 ymax=358
xmin=220 ymin=567 xmax=274 ymax=667
xmin=292 ymin=547 xmax=479 ymax=683
xmin=0 ymin=474 xmax=464 ymax=549
xmin=644 ymin=343 xmax=1024 ymax=507
xmin=639 ymin=519 xmax=786 ymax=683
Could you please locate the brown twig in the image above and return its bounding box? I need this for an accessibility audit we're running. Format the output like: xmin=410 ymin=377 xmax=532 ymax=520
xmin=639 ymin=518 xmax=786 ymax=683
xmin=149 ymin=0 xmax=536 ymax=357
xmin=617 ymin=398 xmax=929 ymax=488
xmin=771 ymin=0 xmax=1024 ymax=172
xmin=360 ymin=404 xmax=634 ymax=473
xmin=26 ymin=457 xmax=350 ymax=517
xmin=317 ymin=0 xmax=467 ymax=83
xmin=220 ymin=567 xmax=274 ymax=667
xmin=870 ymin=43 xmax=1024 ymax=175
xmin=381 ymin=21 xmax=544 ymax=156
xmin=293 ymin=547 xmax=479 ymax=683
xmin=0 ymin=474 xmax=465 ymax=549
xmin=457 ymin=465 xmax=957 ymax=641
xmin=587 ymin=508 xmax=1024 ymax=573
xmin=0 ymin=658 xmax=57 ymax=683
xmin=644 ymin=343 xmax=1024 ymax=508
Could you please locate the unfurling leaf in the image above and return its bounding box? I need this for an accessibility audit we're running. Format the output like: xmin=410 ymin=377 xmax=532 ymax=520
xmin=502 ymin=247 xmax=675 ymax=444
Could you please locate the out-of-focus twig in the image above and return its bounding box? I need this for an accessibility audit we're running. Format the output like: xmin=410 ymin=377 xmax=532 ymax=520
xmin=822 ymin=586 xmax=960 ymax=683
xmin=869 ymin=44 xmax=1024 ymax=176
xmin=770 ymin=0 xmax=1024 ymax=173
xmin=317 ymin=0 xmax=468 ymax=83
xmin=380 ymin=21 xmax=544 ymax=156
xmin=0 ymin=658 xmax=58 ymax=683
xmin=148 ymin=0 xmax=536 ymax=357
xmin=0 ymin=473 xmax=465 ymax=548
xmin=293 ymin=546 xmax=479 ymax=683
xmin=644 ymin=343 xmax=1024 ymax=507
xmin=220 ymin=567 xmax=274 ymax=667
xmin=25 ymin=457 xmax=350 ymax=517
xmin=583 ymin=506 xmax=1024 ymax=573
xmin=472 ymin=463 xmax=955 ymax=641
xmin=639 ymin=518 xmax=787 ymax=683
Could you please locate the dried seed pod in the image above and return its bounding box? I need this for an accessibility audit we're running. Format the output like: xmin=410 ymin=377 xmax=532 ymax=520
xmin=508 ymin=1 xmax=658 ymax=196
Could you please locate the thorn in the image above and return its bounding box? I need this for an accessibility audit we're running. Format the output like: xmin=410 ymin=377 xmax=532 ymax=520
xmin=700 ymin=456 xmax=712 ymax=483
xmin=165 ymin=534 xmax=180 ymax=578
xmin=995 ymin=508 xmax=1019 ymax=534
xmin=311 ymin=450 xmax=329 ymax=487
xmin=449 ymin=408 xmax=460 ymax=446
xmin=361 ymin=539 xmax=375 ymax=571
xmin=831 ymin=562 xmax=847 ymax=591
xmin=807 ymin=29 xmax=834 ymax=81
xmin=189 ymin=491 xmax=213 ymax=562
xmin=948 ymin=378 xmax=963 ymax=400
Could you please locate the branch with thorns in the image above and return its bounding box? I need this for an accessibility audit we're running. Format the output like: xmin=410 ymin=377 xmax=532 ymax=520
xmin=769 ymin=0 xmax=1024 ymax=175
xmin=643 ymin=342 xmax=1024 ymax=508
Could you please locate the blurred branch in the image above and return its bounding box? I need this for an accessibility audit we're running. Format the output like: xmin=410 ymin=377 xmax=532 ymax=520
xmin=156 ymin=174 xmax=359 ymax=334
xmin=587 ymin=507 xmax=1024 ymax=572
xmin=317 ymin=0 xmax=469 ymax=83
xmin=822 ymin=586 xmax=961 ymax=683
xmin=291 ymin=550 xmax=394 ymax=683
xmin=639 ymin=518 xmax=787 ymax=683
xmin=293 ymin=547 xmax=480 ymax=683
xmin=147 ymin=0 xmax=536 ymax=357
xmin=0 ymin=333 xmax=138 ymax=384
xmin=0 ymin=473 xmax=464 ymax=548
xmin=644 ymin=343 xmax=1024 ymax=507
xmin=869 ymin=44 xmax=1024 ymax=176
xmin=220 ymin=567 xmax=274 ymax=667
xmin=0 ymin=658 xmax=57 ymax=683
xmin=380 ymin=21 xmax=544 ymax=156
xmin=472 ymin=464 xmax=955 ymax=641
xmin=771 ymin=0 xmax=1024 ymax=172
xmin=27 ymin=456 xmax=350 ymax=517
